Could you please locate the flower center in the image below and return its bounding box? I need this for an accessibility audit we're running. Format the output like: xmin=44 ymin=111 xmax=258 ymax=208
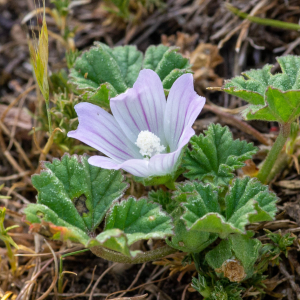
xmin=135 ymin=130 xmax=165 ymax=159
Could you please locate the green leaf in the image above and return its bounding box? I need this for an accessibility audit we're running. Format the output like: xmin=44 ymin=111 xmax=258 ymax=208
xmin=105 ymin=197 xmax=173 ymax=244
xmin=70 ymin=43 xmax=191 ymax=109
xmin=28 ymin=154 xmax=127 ymax=234
xmin=69 ymin=43 xmax=133 ymax=107
xmin=24 ymin=203 xmax=90 ymax=245
xmin=69 ymin=43 xmax=128 ymax=93
xmin=205 ymin=239 xmax=232 ymax=270
xmin=183 ymin=124 xmax=257 ymax=186
xmin=162 ymin=69 xmax=192 ymax=90
xmin=104 ymin=44 xmax=143 ymax=87
xmin=206 ymin=234 xmax=261 ymax=279
xmin=81 ymin=83 xmax=117 ymax=109
xmin=179 ymin=178 xmax=277 ymax=238
xmin=148 ymin=189 xmax=177 ymax=214
xmin=154 ymin=48 xmax=190 ymax=82
xmin=93 ymin=197 xmax=174 ymax=256
xmin=166 ymin=218 xmax=218 ymax=252
xmin=225 ymin=177 xmax=277 ymax=223
xmin=229 ymin=234 xmax=261 ymax=274
xmin=263 ymin=87 xmax=300 ymax=123
xmin=143 ymin=44 xmax=169 ymax=70
xmin=277 ymin=55 xmax=300 ymax=89
xmin=220 ymin=55 xmax=300 ymax=123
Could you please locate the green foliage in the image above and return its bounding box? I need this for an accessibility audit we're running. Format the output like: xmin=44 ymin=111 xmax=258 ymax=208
xmin=25 ymin=155 xmax=173 ymax=257
xmin=183 ymin=124 xmax=257 ymax=186
xmin=93 ymin=197 xmax=174 ymax=257
xmin=28 ymin=154 xmax=127 ymax=232
xmin=0 ymin=207 xmax=19 ymax=249
xmin=25 ymin=154 xmax=126 ymax=244
xmin=104 ymin=0 xmax=165 ymax=19
xmin=192 ymin=275 xmax=244 ymax=300
xmin=171 ymin=177 xmax=277 ymax=244
xmin=148 ymin=189 xmax=176 ymax=214
xmin=221 ymin=55 xmax=300 ymax=124
xmin=51 ymin=93 xmax=90 ymax=153
xmin=50 ymin=70 xmax=73 ymax=94
xmin=69 ymin=43 xmax=190 ymax=109
xmin=66 ymin=49 xmax=82 ymax=69
xmin=206 ymin=234 xmax=261 ymax=278
xmin=256 ymin=230 xmax=296 ymax=269
xmin=51 ymin=0 xmax=70 ymax=16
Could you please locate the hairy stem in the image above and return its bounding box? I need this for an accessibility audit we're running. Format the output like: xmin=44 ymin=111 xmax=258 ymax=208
xmin=89 ymin=245 xmax=176 ymax=264
xmin=257 ymin=123 xmax=290 ymax=184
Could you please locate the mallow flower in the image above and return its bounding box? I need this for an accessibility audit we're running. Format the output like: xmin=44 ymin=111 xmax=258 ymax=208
xmin=68 ymin=69 xmax=205 ymax=183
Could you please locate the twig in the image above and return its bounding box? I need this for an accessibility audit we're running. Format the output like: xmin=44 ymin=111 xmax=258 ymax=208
xmin=0 ymin=85 xmax=35 ymax=122
xmin=35 ymin=240 xmax=59 ymax=300
xmin=89 ymin=263 xmax=118 ymax=300
xmin=226 ymin=3 xmax=300 ymax=31
xmin=64 ymin=266 xmax=97 ymax=300
xmin=0 ymin=120 xmax=34 ymax=170
xmin=117 ymin=263 xmax=146 ymax=298
xmin=279 ymin=263 xmax=300 ymax=299
xmin=0 ymin=171 xmax=31 ymax=181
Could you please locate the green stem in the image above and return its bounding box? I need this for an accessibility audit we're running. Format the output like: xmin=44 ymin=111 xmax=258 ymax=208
xmin=89 ymin=245 xmax=176 ymax=264
xmin=165 ymin=180 xmax=176 ymax=190
xmin=45 ymin=98 xmax=52 ymax=136
xmin=4 ymin=241 xmax=17 ymax=275
xmin=257 ymin=124 xmax=290 ymax=184
xmin=226 ymin=3 xmax=300 ymax=31
xmin=58 ymin=249 xmax=89 ymax=295
xmin=0 ymin=219 xmax=17 ymax=275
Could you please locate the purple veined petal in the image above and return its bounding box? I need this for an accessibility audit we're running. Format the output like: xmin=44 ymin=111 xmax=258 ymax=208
xmin=148 ymin=127 xmax=195 ymax=176
xmin=110 ymin=69 xmax=167 ymax=145
xmin=88 ymin=156 xmax=151 ymax=178
xmin=164 ymin=74 xmax=205 ymax=152
xmin=68 ymin=102 xmax=142 ymax=163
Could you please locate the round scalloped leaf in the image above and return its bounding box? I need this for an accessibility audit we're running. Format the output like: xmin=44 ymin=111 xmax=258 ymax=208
xmin=206 ymin=234 xmax=261 ymax=279
xmin=166 ymin=219 xmax=218 ymax=253
xmin=180 ymin=178 xmax=277 ymax=238
xmin=225 ymin=177 xmax=277 ymax=223
xmin=90 ymin=197 xmax=174 ymax=257
xmin=69 ymin=43 xmax=191 ymax=109
xmin=183 ymin=124 xmax=257 ymax=186
xmin=30 ymin=154 xmax=128 ymax=235
xmin=218 ymin=55 xmax=300 ymax=123
xmin=24 ymin=203 xmax=90 ymax=245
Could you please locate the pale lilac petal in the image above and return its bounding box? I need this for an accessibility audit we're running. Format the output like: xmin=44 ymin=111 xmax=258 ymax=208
xmin=68 ymin=102 xmax=142 ymax=163
xmin=88 ymin=156 xmax=151 ymax=178
xmin=164 ymin=74 xmax=205 ymax=152
xmin=148 ymin=127 xmax=195 ymax=176
xmin=110 ymin=69 xmax=167 ymax=145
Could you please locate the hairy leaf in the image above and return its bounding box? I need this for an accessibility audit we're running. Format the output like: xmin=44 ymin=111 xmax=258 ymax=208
xmin=154 ymin=48 xmax=190 ymax=82
xmin=166 ymin=219 xmax=218 ymax=253
xmin=180 ymin=178 xmax=277 ymax=238
xmin=220 ymin=55 xmax=300 ymax=123
xmin=206 ymin=234 xmax=261 ymax=278
xmin=225 ymin=177 xmax=278 ymax=223
xmin=143 ymin=44 xmax=169 ymax=71
xmin=148 ymin=189 xmax=177 ymax=214
xmin=93 ymin=197 xmax=174 ymax=256
xmin=25 ymin=154 xmax=127 ymax=240
xmin=70 ymin=43 xmax=191 ymax=108
xmin=24 ymin=204 xmax=90 ymax=245
xmin=183 ymin=124 xmax=257 ymax=186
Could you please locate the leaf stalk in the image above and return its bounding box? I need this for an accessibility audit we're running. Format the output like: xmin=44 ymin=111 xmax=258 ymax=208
xmin=90 ymin=245 xmax=176 ymax=264
xmin=257 ymin=123 xmax=291 ymax=184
